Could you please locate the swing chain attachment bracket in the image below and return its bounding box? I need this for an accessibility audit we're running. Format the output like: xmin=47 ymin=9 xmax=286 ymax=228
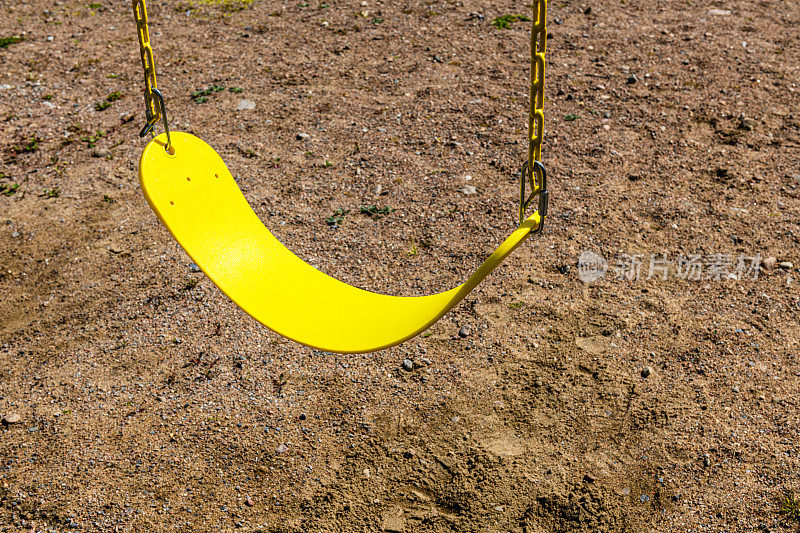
xmin=138 ymin=88 xmax=173 ymax=153
xmin=132 ymin=0 xmax=173 ymax=154
xmin=519 ymin=160 xmax=548 ymax=232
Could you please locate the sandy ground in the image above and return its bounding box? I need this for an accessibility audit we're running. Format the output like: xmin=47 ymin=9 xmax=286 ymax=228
xmin=1 ymin=0 xmax=800 ymax=531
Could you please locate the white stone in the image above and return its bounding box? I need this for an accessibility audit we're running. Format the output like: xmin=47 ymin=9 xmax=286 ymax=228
xmin=236 ymin=99 xmax=256 ymax=111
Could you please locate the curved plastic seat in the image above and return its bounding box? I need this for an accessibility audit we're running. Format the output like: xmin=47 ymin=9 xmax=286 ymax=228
xmin=139 ymin=132 xmax=540 ymax=353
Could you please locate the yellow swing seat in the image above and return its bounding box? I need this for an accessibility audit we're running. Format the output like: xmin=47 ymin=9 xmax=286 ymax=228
xmin=139 ymin=132 xmax=541 ymax=353
xmin=131 ymin=0 xmax=548 ymax=353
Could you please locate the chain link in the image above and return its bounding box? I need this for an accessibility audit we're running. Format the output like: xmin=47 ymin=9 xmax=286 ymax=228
xmin=520 ymin=0 xmax=548 ymax=225
xmin=528 ymin=0 xmax=547 ymax=166
xmin=132 ymin=0 xmax=159 ymax=124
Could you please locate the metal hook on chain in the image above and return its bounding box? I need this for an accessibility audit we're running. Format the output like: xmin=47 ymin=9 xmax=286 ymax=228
xmin=519 ymin=160 xmax=548 ymax=232
xmin=138 ymin=88 xmax=173 ymax=154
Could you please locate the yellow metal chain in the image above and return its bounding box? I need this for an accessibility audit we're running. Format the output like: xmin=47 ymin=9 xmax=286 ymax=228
xmin=131 ymin=0 xmax=172 ymax=151
xmin=529 ymin=0 xmax=546 ymax=170
xmin=520 ymin=0 xmax=548 ymax=226
xmin=132 ymin=0 xmax=159 ymax=123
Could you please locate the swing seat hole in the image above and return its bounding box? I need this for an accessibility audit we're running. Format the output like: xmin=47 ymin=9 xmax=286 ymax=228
xmin=187 ymin=177 xmax=191 ymax=182
xmin=170 ymin=201 xmax=175 ymax=206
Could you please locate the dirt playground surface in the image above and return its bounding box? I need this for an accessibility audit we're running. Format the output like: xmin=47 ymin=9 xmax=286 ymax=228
xmin=1 ymin=0 xmax=799 ymax=531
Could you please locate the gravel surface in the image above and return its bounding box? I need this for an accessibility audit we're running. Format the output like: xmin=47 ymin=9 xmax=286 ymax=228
xmin=1 ymin=0 xmax=800 ymax=531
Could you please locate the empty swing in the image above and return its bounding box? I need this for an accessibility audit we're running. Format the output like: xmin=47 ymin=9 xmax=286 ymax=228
xmin=131 ymin=0 xmax=549 ymax=353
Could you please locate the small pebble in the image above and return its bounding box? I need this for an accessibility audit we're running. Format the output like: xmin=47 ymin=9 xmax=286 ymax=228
xmin=458 ymin=325 xmax=471 ymax=338
xmin=584 ymin=473 xmax=596 ymax=483
xmin=296 ymin=132 xmax=310 ymax=141
xmin=641 ymin=366 xmax=653 ymax=378
xmin=626 ymin=74 xmax=638 ymax=84
xmin=762 ymin=257 xmax=777 ymax=270
xmin=402 ymin=359 xmax=414 ymax=372
xmin=461 ymin=185 xmax=477 ymax=196
xmin=2 ymin=413 xmax=21 ymax=426
xmin=91 ymin=148 xmax=111 ymax=158
xmin=245 ymin=496 xmax=254 ymax=507
xmin=189 ymin=263 xmax=201 ymax=273
xmin=779 ymin=261 xmax=793 ymax=269
xmin=276 ymin=443 xmax=288 ymax=454
xmin=703 ymin=454 xmax=711 ymax=467
xmin=236 ymin=99 xmax=256 ymax=111
xmin=707 ymin=8 xmax=731 ymax=15
xmin=11 ymin=231 xmax=20 ymax=238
